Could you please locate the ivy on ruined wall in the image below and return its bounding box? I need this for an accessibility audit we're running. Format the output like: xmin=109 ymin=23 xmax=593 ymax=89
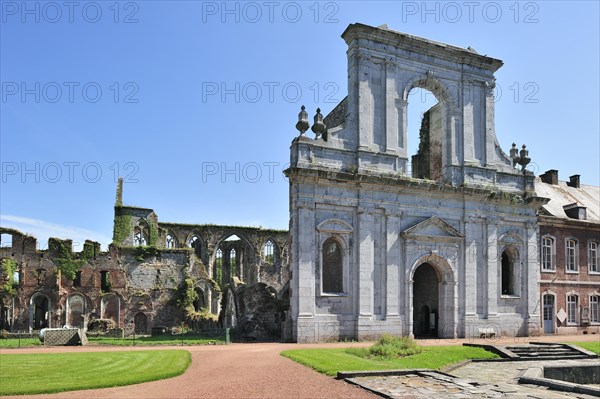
xmin=176 ymin=273 xmax=218 ymax=323
xmin=50 ymin=238 xmax=92 ymax=281
xmin=133 ymin=246 xmax=158 ymax=262
xmin=0 ymin=259 xmax=19 ymax=296
xmin=148 ymin=219 xmax=159 ymax=247
xmin=112 ymin=211 xmax=132 ymax=245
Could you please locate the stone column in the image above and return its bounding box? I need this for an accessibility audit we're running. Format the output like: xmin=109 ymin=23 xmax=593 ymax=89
xmin=385 ymin=211 xmax=402 ymax=319
xmin=293 ymin=202 xmax=317 ymax=342
xmin=462 ymin=79 xmax=475 ymax=162
xmin=385 ymin=58 xmax=398 ymax=154
xmin=463 ymin=217 xmax=478 ymax=317
xmin=525 ymin=220 xmax=540 ymax=335
xmin=296 ymin=204 xmax=316 ymax=318
xmin=484 ymin=80 xmax=496 ymax=165
xmin=486 ymin=217 xmax=498 ymax=317
xmin=357 ymin=207 xmax=374 ymax=336
xmin=357 ymin=52 xmax=372 ymax=150
xmin=396 ymin=97 xmax=408 ymax=153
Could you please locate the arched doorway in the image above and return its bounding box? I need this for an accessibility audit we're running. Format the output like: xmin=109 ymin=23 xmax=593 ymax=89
xmin=193 ymin=288 xmax=206 ymax=311
xmin=412 ymin=263 xmax=439 ymax=337
xmin=134 ymin=312 xmax=148 ymax=334
xmin=30 ymin=294 xmax=50 ymax=330
xmin=66 ymin=294 xmax=85 ymax=328
xmin=101 ymin=294 xmax=120 ymax=325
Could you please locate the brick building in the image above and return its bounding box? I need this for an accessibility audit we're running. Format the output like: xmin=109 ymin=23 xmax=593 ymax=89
xmin=536 ymin=170 xmax=600 ymax=335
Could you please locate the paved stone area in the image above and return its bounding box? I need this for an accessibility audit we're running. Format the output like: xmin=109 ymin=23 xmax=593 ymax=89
xmin=348 ymin=359 xmax=600 ymax=398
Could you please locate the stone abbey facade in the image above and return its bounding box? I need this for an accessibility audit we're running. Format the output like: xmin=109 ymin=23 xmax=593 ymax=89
xmin=1 ymin=24 xmax=598 ymax=342
xmin=286 ymin=23 xmax=548 ymax=342
xmin=0 ymin=180 xmax=289 ymax=339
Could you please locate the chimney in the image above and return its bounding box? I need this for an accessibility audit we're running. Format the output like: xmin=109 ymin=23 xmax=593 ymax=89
xmin=540 ymin=169 xmax=559 ymax=185
xmin=563 ymin=203 xmax=587 ymax=220
xmin=567 ymin=174 xmax=581 ymax=188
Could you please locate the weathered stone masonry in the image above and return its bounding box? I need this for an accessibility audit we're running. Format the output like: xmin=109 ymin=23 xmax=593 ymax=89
xmin=286 ymin=23 xmax=548 ymax=342
xmin=0 ymin=184 xmax=289 ymax=339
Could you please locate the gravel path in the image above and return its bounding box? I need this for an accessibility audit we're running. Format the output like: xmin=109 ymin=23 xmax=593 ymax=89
xmin=2 ymin=334 xmax=597 ymax=399
xmin=2 ymin=342 xmax=378 ymax=399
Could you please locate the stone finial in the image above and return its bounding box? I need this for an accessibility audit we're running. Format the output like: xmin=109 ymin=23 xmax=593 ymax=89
xmin=311 ymin=108 xmax=326 ymax=140
xmin=519 ymin=145 xmax=530 ymax=171
xmin=295 ymin=105 xmax=309 ymax=136
xmin=510 ymin=143 xmax=531 ymax=172
xmin=509 ymin=143 xmax=519 ymax=168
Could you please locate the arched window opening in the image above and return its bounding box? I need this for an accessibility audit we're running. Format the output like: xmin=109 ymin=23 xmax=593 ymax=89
xmin=166 ymin=234 xmax=176 ymax=249
xmin=189 ymin=236 xmax=202 ymax=258
xmin=501 ymin=249 xmax=517 ymax=296
xmin=73 ymin=271 xmax=81 ymax=287
xmin=133 ymin=226 xmax=147 ymax=246
xmin=407 ymin=87 xmax=440 ymax=180
xmin=193 ymin=288 xmax=206 ymax=311
xmin=100 ymin=271 xmax=111 ymax=292
xmin=215 ymin=234 xmax=253 ymax=286
xmin=229 ymin=248 xmax=237 ymax=281
xmin=263 ymin=240 xmax=275 ymax=265
xmin=0 ymin=233 xmax=13 ymax=248
xmin=214 ymin=249 xmax=223 ymax=286
xmin=322 ymin=238 xmax=343 ymax=293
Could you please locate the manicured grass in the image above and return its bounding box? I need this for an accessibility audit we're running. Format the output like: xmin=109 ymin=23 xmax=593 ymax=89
xmin=281 ymin=345 xmax=499 ymax=376
xmin=0 ymin=350 xmax=191 ymax=395
xmin=88 ymin=334 xmax=225 ymax=346
xmin=566 ymin=341 xmax=600 ymax=355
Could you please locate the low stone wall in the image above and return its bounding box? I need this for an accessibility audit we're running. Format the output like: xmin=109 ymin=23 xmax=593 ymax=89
xmin=544 ymin=365 xmax=600 ymax=384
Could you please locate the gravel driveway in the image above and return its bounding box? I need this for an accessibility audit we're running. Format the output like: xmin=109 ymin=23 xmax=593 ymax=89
xmin=3 ymin=334 xmax=596 ymax=399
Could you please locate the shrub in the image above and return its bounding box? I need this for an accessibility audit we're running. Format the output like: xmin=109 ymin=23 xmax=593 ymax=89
xmin=87 ymin=319 xmax=116 ymax=334
xmin=348 ymin=335 xmax=423 ymax=359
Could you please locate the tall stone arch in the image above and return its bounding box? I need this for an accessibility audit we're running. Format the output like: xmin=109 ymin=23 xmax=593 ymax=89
xmin=407 ymin=254 xmax=457 ymax=339
xmin=287 ymin=23 xmax=546 ymax=342
xmin=29 ymin=292 xmax=51 ymax=331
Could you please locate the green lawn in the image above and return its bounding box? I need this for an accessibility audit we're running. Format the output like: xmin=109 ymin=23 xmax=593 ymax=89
xmin=281 ymin=345 xmax=499 ymax=376
xmin=566 ymin=341 xmax=600 ymax=355
xmin=88 ymin=334 xmax=225 ymax=346
xmin=0 ymin=350 xmax=191 ymax=396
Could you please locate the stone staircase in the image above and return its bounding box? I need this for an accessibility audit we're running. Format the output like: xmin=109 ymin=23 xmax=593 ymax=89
xmin=504 ymin=343 xmax=595 ymax=360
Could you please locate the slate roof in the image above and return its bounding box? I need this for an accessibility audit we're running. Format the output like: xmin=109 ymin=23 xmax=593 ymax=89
xmin=535 ymin=178 xmax=600 ymax=223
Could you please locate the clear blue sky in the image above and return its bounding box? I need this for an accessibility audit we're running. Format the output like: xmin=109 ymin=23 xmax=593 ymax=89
xmin=1 ymin=1 xmax=599 ymax=250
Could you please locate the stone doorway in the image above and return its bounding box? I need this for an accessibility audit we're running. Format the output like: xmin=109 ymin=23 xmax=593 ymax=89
xmin=134 ymin=312 xmax=148 ymax=334
xmin=30 ymin=294 xmax=50 ymax=330
xmin=67 ymin=294 xmax=85 ymax=328
xmin=412 ymin=263 xmax=439 ymax=338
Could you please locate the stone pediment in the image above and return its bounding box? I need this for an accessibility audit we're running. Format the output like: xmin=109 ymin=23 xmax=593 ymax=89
xmin=401 ymin=216 xmax=464 ymax=242
xmin=316 ymin=219 xmax=353 ymax=234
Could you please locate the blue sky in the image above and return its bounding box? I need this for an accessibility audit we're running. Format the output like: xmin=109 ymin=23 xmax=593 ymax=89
xmin=1 ymin=1 xmax=599 ymax=250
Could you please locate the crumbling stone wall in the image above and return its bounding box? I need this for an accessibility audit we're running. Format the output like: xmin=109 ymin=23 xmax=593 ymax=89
xmin=228 ymin=282 xmax=286 ymax=341
xmin=0 ymin=193 xmax=290 ymax=338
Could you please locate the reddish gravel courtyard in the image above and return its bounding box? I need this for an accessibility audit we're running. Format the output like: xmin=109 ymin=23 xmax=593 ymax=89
xmin=2 ymin=334 xmax=598 ymax=399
